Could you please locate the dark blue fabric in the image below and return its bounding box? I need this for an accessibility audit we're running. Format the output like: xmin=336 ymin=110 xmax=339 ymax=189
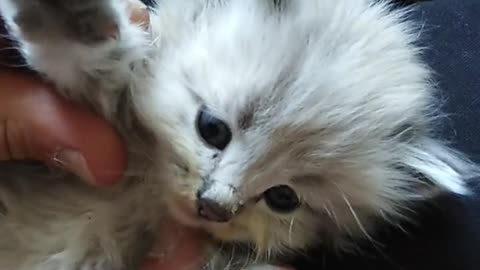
xmin=416 ymin=0 xmax=480 ymax=163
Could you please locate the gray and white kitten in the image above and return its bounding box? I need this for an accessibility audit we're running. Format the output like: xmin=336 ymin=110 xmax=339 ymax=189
xmin=0 ymin=0 xmax=477 ymax=269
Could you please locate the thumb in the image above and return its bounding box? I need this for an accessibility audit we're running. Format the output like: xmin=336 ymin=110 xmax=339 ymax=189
xmin=0 ymin=70 xmax=127 ymax=186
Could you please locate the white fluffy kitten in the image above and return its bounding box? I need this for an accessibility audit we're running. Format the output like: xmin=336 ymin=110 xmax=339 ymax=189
xmin=0 ymin=0 xmax=477 ymax=269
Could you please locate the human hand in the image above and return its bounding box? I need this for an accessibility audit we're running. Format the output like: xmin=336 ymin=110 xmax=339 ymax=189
xmin=0 ymin=70 xmax=127 ymax=185
xmin=142 ymin=221 xmax=207 ymax=270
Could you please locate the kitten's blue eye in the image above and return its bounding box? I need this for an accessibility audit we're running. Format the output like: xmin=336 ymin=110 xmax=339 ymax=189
xmin=264 ymin=185 xmax=300 ymax=213
xmin=196 ymin=108 xmax=232 ymax=150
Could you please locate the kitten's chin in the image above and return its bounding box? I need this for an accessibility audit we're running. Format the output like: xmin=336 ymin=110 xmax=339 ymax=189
xmin=166 ymin=196 xmax=252 ymax=243
xmin=166 ymin=196 xmax=202 ymax=228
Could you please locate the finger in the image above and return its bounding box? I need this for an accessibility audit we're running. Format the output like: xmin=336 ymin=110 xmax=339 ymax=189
xmin=0 ymin=70 xmax=127 ymax=185
xmin=142 ymin=220 xmax=207 ymax=270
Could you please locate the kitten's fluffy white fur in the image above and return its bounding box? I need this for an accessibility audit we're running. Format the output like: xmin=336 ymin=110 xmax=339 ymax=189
xmin=0 ymin=0 xmax=477 ymax=269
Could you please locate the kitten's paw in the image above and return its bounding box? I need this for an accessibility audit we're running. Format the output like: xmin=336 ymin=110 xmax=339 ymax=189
xmin=58 ymin=0 xmax=121 ymax=44
xmin=6 ymin=0 xmax=121 ymax=44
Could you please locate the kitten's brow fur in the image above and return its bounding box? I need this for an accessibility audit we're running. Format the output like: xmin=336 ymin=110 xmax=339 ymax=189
xmin=0 ymin=0 xmax=477 ymax=269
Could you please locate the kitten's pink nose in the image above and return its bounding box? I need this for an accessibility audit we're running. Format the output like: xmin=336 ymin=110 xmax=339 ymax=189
xmin=196 ymin=198 xmax=233 ymax=223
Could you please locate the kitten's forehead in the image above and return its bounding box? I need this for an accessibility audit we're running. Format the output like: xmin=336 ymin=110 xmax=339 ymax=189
xmin=176 ymin=1 xmax=303 ymax=119
xmin=175 ymin=0 xmax=428 ymax=139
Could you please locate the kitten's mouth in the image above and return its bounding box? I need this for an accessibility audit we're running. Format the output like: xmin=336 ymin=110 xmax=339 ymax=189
xmin=167 ymin=196 xmax=227 ymax=228
xmin=166 ymin=195 xmax=248 ymax=240
xmin=167 ymin=196 xmax=202 ymax=227
xmin=168 ymin=196 xmax=255 ymax=247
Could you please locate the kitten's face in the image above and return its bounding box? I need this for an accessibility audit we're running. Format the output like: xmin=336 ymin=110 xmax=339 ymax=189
xmin=137 ymin=0 xmax=468 ymax=256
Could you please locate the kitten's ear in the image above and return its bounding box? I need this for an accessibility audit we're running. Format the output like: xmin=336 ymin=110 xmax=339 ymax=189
xmin=400 ymin=137 xmax=478 ymax=196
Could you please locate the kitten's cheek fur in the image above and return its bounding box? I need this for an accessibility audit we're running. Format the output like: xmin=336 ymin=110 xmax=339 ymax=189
xmin=209 ymin=208 xmax=275 ymax=249
xmin=166 ymin=182 xmax=308 ymax=254
xmin=167 ymin=194 xmax=277 ymax=252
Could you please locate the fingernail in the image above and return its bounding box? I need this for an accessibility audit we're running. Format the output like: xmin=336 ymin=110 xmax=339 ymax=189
xmin=53 ymin=149 xmax=96 ymax=185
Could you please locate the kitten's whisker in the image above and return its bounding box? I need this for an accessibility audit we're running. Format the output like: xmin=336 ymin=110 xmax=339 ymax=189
xmin=340 ymin=193 xmax=375 ymax=244
xmin=266 ymin=246 xmax=272 ymax=262
xmin=394 ymin=222 xmax=411 ymax=236
xmin=325 ymin=199 xmax=342 ymax=231
xmin=339 ymin=191 xmax=398 ymax=268
xmin=241 ymin=246 xmax=252 ymax=270
xmin=208 ymin=244 xmax=227 ymax=270
xmin=288 ymin=215 xmax=296 ymax=246
xmin=323 ymin=204 xmax=333 ymax=219
xmin=0 ymin=45 xmax=22 ymax=52
xmin=150 ymin=34 xmax=162 ymax=47
xmin=0 ymin=63 xmax=30 ymax=69
xmin=253 ymin=248 xmax=261 ymax=265
xmin=225 ymin=245 xmax=236 ymax=270
xmin=247 ymin=171 xmax=263 ymax=186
